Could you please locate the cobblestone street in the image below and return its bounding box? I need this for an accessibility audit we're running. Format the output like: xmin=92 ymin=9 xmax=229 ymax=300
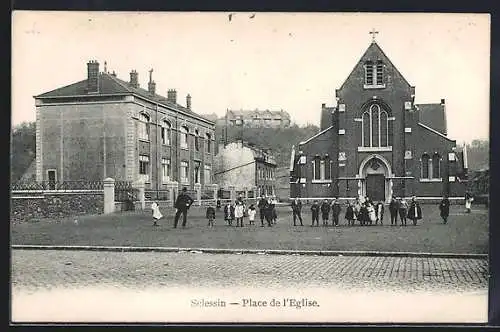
xmin=12 ymin=249 xmax=488 ymax=292
xmin=11 ymin=249 xmax=488 ymax=323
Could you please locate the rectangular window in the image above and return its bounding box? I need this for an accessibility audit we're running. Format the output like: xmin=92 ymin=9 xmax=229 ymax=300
xmin=138 ymin=122 xmax=149 ymax=141
xmin=206 ymin=134 xmax=212 ymax=153
xmin=194 ymin=161 xmax=201 ymax=184
xmin=139 ymin=155 xmax=150 ymax=183
xmin=299 ymin=156 xmax=306 ymax=164
xmin=195 ymin=134 xmax=200 ymax=152
xmin=161 ymin=158 xmax=171 ymax=182
xmin=376 ymin=61 xmax=384 ymax=85
xmin=204 ymin=165 xmax=211 ymax=184
xmin=180 ymin=161 xmax=189 ymax=184
xmin=365 ymin=62 xmax=374 ymax=85
xmin=161 ymin=124 xmax=171 ymax=145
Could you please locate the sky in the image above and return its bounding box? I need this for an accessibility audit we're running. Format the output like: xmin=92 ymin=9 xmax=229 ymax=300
xmin=12 ymin=11 xmax=490 ymax=143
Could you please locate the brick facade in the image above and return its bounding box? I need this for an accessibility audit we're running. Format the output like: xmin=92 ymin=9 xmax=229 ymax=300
xmin=290 ymin=41 xmax=467 ymax=201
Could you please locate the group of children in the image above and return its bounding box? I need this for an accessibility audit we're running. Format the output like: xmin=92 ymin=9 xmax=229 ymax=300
xmin=308 ymin=198 xmax=385 ymax=227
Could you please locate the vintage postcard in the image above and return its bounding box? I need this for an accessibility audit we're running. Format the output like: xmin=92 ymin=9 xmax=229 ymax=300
xmin=10 ymin=11 xmax=490 ymax=324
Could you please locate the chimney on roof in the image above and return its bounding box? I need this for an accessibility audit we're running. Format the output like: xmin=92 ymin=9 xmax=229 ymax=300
xmin=111 ymin=70 xmax=116 ymax=77
xmin=186 ymin=94 xmax=192 ymax=110
xmin=167 ymin=89 xmax=177 ymax=104
xmin=86 ymin=60 xmax=100 ymax=93
xmin=147 ymin=69 xmax=156 ymax=95
xmin=321 ymin=103 xmax=326 ymax=109
xmin=441 ymin=99 xmax=445 ymax=105
xmin=129 ymin=70 xmax=139 ymax=88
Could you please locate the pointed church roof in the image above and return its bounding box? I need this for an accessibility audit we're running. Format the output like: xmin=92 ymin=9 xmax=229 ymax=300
xmin=338 ymin=40 xmax=412 ymax=92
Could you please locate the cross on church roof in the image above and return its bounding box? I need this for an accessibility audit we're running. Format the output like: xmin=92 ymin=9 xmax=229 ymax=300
xmin=369 ymin=28 xmax=379 ymax=43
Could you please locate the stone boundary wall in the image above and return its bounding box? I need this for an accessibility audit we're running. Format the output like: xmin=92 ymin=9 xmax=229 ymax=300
xmin=10 ymin=190 xmax=104 ymax=223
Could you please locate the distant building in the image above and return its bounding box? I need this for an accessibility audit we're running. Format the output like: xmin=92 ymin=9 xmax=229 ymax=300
xmin=290 ymin=36 xmax=467 ymax=201
xmin=214 ymin=141 xmax=277 ymax=197
xmin=34 ymin=60 xmax=215 ymax=194
xmin=219 ymin=109 xmax=291 ymax=128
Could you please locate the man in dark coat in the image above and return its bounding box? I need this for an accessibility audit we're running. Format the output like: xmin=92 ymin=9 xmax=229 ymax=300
xmin=407 ymin=196 xmax=422 ymax=226
xmin=320 ymin=199 xmax=331 ymax=226
xmin=291 ymin=198 xmax=303 ymax=226
xmin=331 ymin=198 xmax=342 ymax=226
xmin=311 ymin=200 xmax=320 ymax=227
xmin=389 ymin=197 xmax=399 ymax=226
xmin=359 ymin=203 xmax=369 ymax=226
xmin=258 ymin=196 xmax=268 ymax=227
xmin=174 ymin=187 xmax=194 ymax=228
xmin=439 ymin=196 xmax=450 ymax=224
xmin=264 ymin=198 xmax=274 ymax=227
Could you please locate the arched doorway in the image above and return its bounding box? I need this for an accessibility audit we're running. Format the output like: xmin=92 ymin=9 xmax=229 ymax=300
xmin=358 ymin=155 xmax=393 ymax=202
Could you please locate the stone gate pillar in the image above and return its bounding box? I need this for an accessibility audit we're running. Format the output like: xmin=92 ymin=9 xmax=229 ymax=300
xmin=103 ymin=177 xmax=115 ymax=214
xmin=133 ymin=180 xmax=145 ymax=210
xmin=212 ymin=184 xmax=219 ymax=205
xmin=166 ymin=181 xmax=178 ymax=207
xmin=194 ymin=183 xmax=202 ymax=206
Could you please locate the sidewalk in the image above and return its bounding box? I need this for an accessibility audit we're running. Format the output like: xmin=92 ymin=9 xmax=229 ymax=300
xmin=11 ymin=244 xmax=488 ymax=259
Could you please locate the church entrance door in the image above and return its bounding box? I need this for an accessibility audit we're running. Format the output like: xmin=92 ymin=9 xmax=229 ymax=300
xmin=366 ymin=174 xmax=385 ymax=202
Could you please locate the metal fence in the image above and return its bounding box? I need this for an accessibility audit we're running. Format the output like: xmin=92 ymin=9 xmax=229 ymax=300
xmin=114 ymin=181 xmax=136 ymax=202
xmin=145 ymin=189 xmax=171 ymax=201
xmin=11 ymin=180 xmax=104 ymax=191
xmin=202 ymin=189 xmax=215 ymax=200
xmin=217 ymin=189 xmax=231 ymax=199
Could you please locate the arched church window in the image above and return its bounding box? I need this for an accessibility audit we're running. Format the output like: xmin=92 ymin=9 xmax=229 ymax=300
xmin=361 ymin=104 xmax=389 ymax=148
xmin=421 ymin=154 xmax=430 ymax=179
xmin=432 ymin=153 xmax=441 ymax=179
xmin=313 ymin=157 xmax=321 ymax=180
xmin=362 ymin=112 xmax=370 ymax=147
xmin=380 ymin=111 xmax=388 ymax=147
xmin=324 ymin=156 xmax=331 ymax=180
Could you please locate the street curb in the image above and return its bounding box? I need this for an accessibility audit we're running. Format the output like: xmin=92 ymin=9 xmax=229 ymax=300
xmin=10 ymin=245 xmax=488 ymax=259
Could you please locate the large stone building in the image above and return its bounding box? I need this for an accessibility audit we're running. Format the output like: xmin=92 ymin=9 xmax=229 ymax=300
xmin=34 ymin=60 xmax=216 ymax=195
xmin=214 ymin=141 xmax=277 ymax=197
xmin=218 ymin=109 xmax=291 ymax=128
xmin=290 ymin=37 xmax=468 ymax=202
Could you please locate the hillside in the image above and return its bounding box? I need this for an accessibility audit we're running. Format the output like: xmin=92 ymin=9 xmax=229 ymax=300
xmin=216 ymin=123 xmax=320 ymax=168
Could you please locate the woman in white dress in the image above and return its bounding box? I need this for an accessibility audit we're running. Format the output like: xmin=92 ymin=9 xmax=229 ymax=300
xmin=367 ymin=203 xmax=376 ymax=225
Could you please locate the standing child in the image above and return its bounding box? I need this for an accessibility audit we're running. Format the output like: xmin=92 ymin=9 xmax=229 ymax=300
xmin=224 ymin=202 xmax=234 ymax=226
xmin=320 ymin=199 xmax=331 ymax=226
xmin=345 ymin=202 xmax=355 ymax=226
xmin=376 ymin=201 xmax=385 ymax=225
xmin=399 ymin=198 xmax=408 ymax=226
xmin=235 ymin=201 xmax=245 ymax=227
xmin=206 ymin=205 xmax=216 ymax=227
xmin=151 ymin=201 xmax=163 ymax=226
xmin=247 ymin=204 xmax=257 ymax=225
xmin=311 ymin=200 xmax=320 ymax=227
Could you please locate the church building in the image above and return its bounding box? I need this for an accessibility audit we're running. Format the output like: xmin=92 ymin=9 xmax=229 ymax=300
xmin=290 ymin=33 xmax=468 ymax=202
